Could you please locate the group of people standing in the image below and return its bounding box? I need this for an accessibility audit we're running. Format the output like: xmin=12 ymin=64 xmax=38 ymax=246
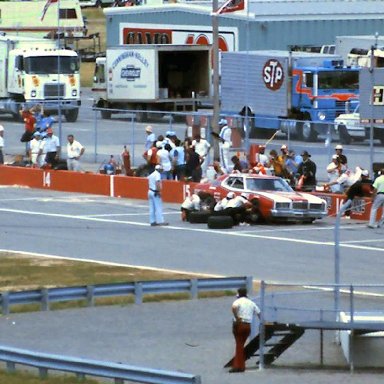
xmin=20 ymin=104 xmax=85 ymax=171
xmin=143 ymin=125 xmax=211 ymax=182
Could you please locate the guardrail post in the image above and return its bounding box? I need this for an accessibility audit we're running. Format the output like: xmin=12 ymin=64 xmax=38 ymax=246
xmin=77 ymin=373 xmax=85 ymax=380
xmin=190 ymin=279 xmax=198 ymax=299
xmin=246 ymin=276 xmax=253 ymax=295
xmin=39 ymin=367 xmax=48 ymax=379
xmin=115 ymin=379 xmax=124 ymax=384
xmin=134 ymin=282 xmax=143 ymax=304
xmin=41 ymin=288 xmax=49 ymax=311
xmin=1 ymin=292 xmax=10 ymax=315
xmin=87 ymin=285 xmax=95 ymax=307
xmin=6 ymin=361 xmax=15 ymax=373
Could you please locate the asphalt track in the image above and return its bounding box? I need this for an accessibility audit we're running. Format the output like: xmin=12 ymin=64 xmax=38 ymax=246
xmin=1 ymin=186 xmax=384 ymax=383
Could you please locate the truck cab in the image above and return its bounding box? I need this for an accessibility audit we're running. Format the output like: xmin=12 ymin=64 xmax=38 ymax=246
xmin=0 ymin=35 xmax=81 ymax=121
xmin=289 ymin=60 xmax=359 ymax=141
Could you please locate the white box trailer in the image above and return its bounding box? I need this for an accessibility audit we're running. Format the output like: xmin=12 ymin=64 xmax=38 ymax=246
xmin=0 ymin=34 xmax=81 ymax=121
xmin=92 ymin=44 xmax=212 ymax=120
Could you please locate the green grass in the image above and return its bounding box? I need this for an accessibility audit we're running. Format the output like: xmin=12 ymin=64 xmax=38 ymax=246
xmin=0 ymin=252 xmax=204 ymax=292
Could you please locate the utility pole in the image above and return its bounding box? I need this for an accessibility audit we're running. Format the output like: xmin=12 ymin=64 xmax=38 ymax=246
xmin=212 ymin=0 xmax=220 ymax=160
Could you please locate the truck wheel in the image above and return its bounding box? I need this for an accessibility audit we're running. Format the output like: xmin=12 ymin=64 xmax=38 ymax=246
xmin=101 ymin=109 xmax=112 ymax=119
xmin=293 ymin=122 xmax=304 ymax=140
xmin=189 ymin=211 xmax=211 ymax=224
xmin=253 ymin=128 xmax=277 ymax=139
xmin=338 ymin=124 xmax=351 ymax=145
xmin=135 ymin=105 xmax=148 ymax=122
xmin=302 ymin=121 xmax=318 ymax=142
xmin=65 ymin=109 xmax=79 ymax=122
xmin=12 ymin=112 xmax=23 ymax=122
xmin=207 ymin=215 xmax=233 ymax=229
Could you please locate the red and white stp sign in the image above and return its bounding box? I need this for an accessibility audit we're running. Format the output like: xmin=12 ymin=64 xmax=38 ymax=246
xmin=263 ymin=59 xmax=284 ymax=91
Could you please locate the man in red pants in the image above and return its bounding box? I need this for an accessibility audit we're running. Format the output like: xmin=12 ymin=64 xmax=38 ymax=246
xmin=230 ymin=287 xmax=261 ymax=373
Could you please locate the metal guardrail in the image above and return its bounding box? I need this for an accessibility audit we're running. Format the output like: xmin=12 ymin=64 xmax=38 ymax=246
xmin=0 ymin=345 xmax=201 ymax=384
xmin=0 ymin=276 xmax=253 ymax=315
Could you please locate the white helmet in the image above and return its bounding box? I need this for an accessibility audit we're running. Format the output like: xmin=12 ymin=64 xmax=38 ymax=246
xmin=226 ymin=192 xmax=235 ymax=199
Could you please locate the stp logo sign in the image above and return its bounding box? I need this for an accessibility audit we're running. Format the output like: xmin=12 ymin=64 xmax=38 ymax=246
xmin=263 ymin=59 xmax=284 ymax=91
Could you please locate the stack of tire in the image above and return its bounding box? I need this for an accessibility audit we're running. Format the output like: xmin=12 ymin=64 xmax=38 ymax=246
xmin=188 ymin=210 xmax=234 ymax=229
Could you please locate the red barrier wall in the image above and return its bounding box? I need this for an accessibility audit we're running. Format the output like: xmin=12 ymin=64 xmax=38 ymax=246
xmin=0 ymin=165 xmax=379 ymax=221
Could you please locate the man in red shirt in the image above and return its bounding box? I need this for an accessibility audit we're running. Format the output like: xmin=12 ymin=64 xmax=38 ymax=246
xmin=20 ymin=107 xmax=36 ymax=142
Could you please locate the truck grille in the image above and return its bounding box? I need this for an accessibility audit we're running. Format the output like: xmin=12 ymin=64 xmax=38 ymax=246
xmin=44 ymin=84 xmax=65 ymax=99
xmin=335 ymin=101 xmax=346 ymax=117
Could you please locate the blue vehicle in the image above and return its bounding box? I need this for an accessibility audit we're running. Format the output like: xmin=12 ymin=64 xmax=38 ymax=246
xmin=221 ymin=51 xmax=359 ymax=142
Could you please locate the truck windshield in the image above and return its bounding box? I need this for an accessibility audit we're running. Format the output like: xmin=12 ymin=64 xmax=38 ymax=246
xmin=318 ymin=71 xmax=359 ymax=90
xmin=24 ymin=56 xmax=80 ymax=75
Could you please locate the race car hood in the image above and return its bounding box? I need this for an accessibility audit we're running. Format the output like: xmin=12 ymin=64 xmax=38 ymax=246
xmin=248 ymin=191 xmax=324 ymax=203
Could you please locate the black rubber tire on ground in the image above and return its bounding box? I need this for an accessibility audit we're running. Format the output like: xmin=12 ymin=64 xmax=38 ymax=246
xmin=189 ymin=210 xmax=211 ymax=224
xmin=207 ymin=215 xmax=233 ymax=229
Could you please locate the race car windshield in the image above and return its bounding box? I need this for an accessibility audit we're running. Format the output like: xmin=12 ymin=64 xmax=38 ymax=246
xmin=245 ymin=178 xmax=293 ymax=192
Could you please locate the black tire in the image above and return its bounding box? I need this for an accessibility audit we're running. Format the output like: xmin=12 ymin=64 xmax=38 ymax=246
xmin=293 ymin=121 xmax=304 ymax=140
xmin=12 ymin=112 xmax=23 ymax=122
xmin=65 ymin=108 xmax=79 ymax=122
xmin=207 ymin=215 xmax=233 ymax=229
xmin=338 ymin=124 xmax=351 ymax=145
xmin=189 ymin=211 xmax=211 ymax=224
xmin=135 ymin=105 xmax=148 ymax=122
xmin=374 ymin=128 xmax=384 ymax=145
xmin=302 ymin=121 xmax=318 ymax=142
xmin=249 ymin=199 xmax=263 ymax=223
xmin=251 ymin=128 xmax=276 ymax=139
xmin=101 ymin=109 xmax=112 ymax=119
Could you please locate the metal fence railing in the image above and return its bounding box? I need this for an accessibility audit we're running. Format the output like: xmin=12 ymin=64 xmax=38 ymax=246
xmin=0 ymin=345 xmax=201 ymax=384
xmin=0 ymin=276 xmax=253 ymax=315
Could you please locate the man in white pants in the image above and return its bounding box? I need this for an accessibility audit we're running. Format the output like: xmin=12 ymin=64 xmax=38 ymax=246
xmin=218 ymin=118 xmax=232 ymax=173
xmin=66 ymin=134 xmax=85 ymax=171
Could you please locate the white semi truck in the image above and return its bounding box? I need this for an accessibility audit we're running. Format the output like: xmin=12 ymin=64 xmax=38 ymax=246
xmin=92 ymin=44 xmax=212 ymax=120
xmin=0 ymin=34 xmax=81 ymax=121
